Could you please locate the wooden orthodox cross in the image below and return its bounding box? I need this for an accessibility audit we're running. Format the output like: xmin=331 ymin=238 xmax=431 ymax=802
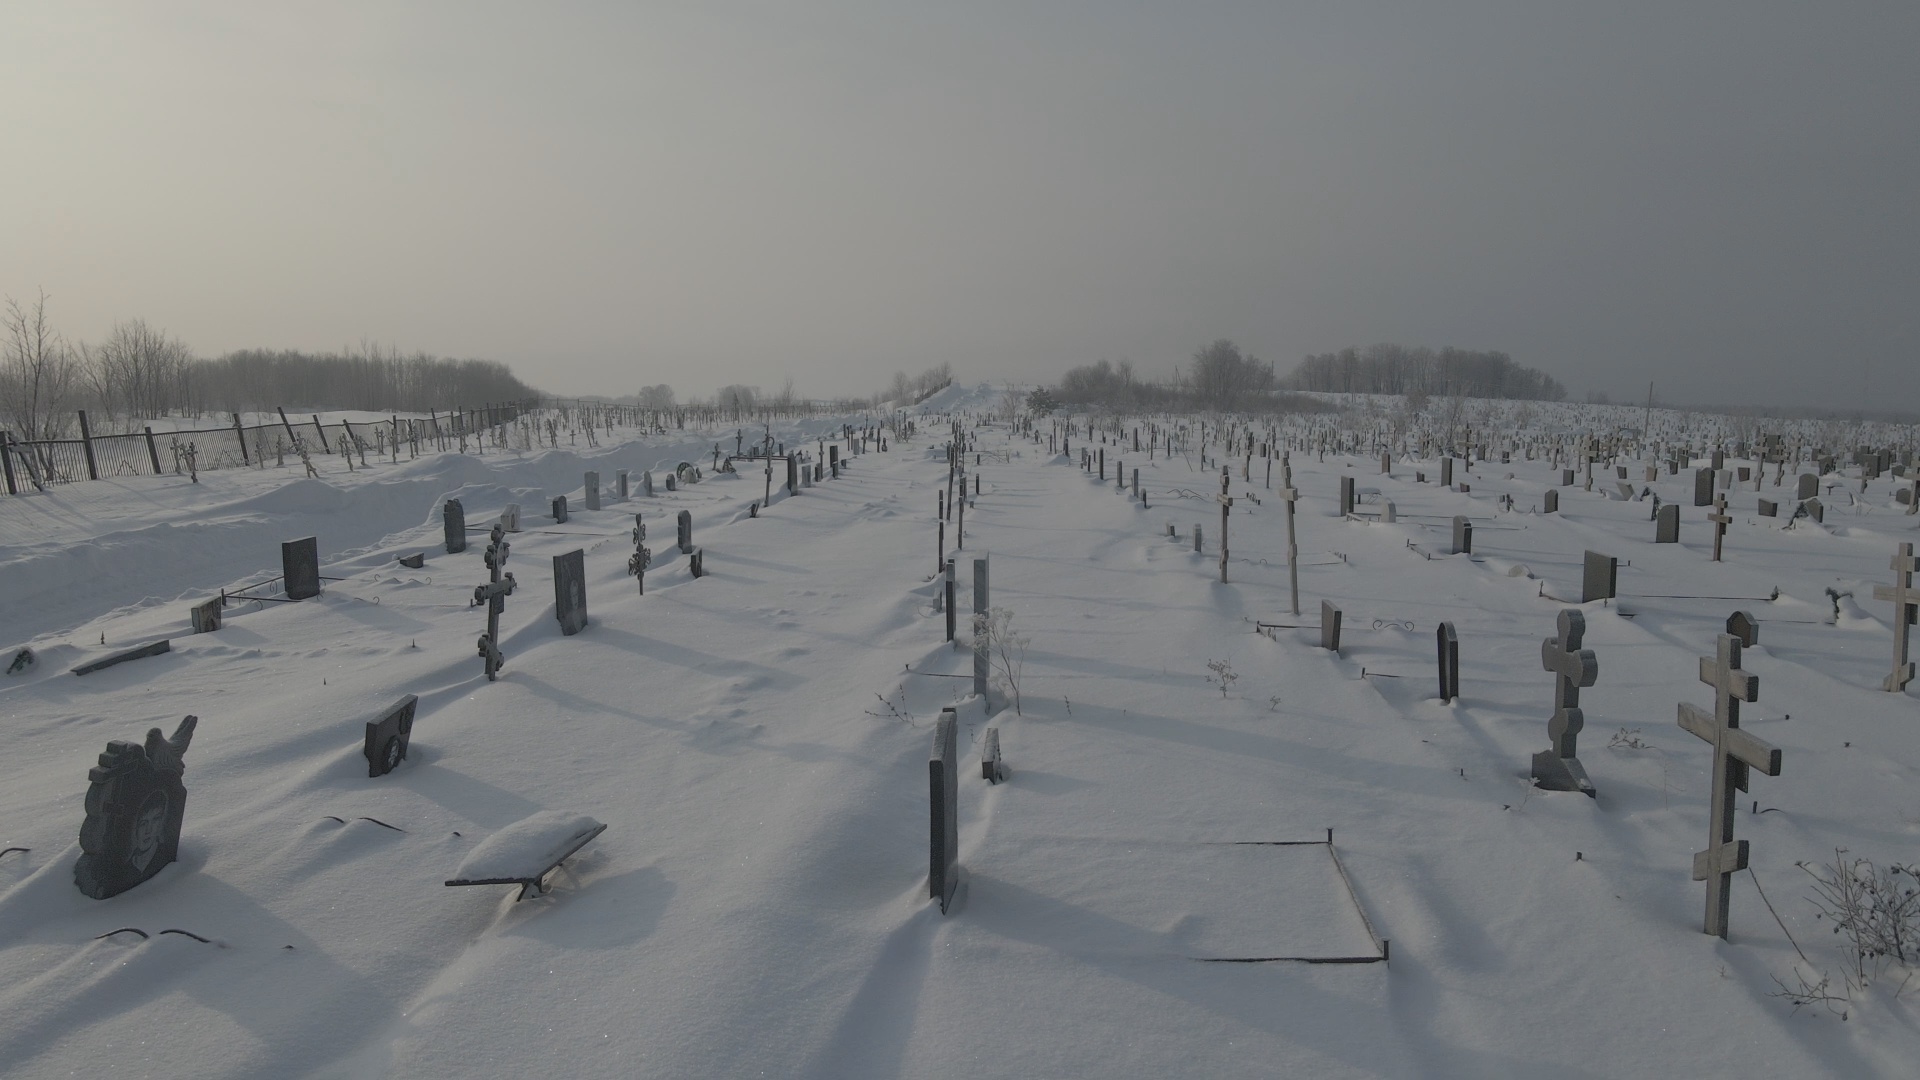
xmin=1678 ymin=633 xmax=1781 ymax=939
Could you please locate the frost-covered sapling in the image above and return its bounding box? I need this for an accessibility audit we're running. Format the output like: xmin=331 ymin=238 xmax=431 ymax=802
xmin=973 ymin=607 xmax=1029 ymax=715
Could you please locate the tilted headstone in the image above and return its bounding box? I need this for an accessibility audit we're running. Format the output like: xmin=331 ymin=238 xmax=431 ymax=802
xmin=1451 ymin=515 xmax=1472 ymax=555
xmin=1693 ymin=469 xmax=1714 ymax=507
xmin=929 ymin=708 xmax=959 ymax=913
xmin=75 ymin=715 xmax=196 ymax=899
xmin=398 ymin=552 xmax=425 ymax=569
xmin=284 ymin=536 xmax=321 ymax=599
xmin=1726 ymin=610 xmax=1759 ymax=648
xmin=551 ymin=494 xmax=569 ymax=523
xmin=584 ymin=472 xmax=601 ymax=512
xmin=1320 ymin=600 xmax=1343 ymax=653
xmin=553 ymin=549 xmax=588 ymax=636
xmin=677 ymin=510 xmax=693 ymax=554
xmin=1678 ymin=634 xmax=1781 ymax=939
xmin=190 ymin=598 xmax=223 ymax=633
xmin=1531 ymin=609 xmax=1599 ymax=796
xmin=444 ymin=499 xmax=468 ymax=553
xmin=1544 ymin=489 xmax=1559 ymax=514
xmin=982 ymin=727 xmax=1006 ymax=783
xmin=1581 ymin=550 xmax=1617 ymax=603
xmin=1757 ymin=498 xmax=1777 ymax=517
xmin=1802 ymin=497 xmax=1823 ymax=524
xmin=1436 ymin=621 xmax=1459 ymax=703
xmin=364 ymin=694 xmax=418 ymax=778
xmin=501 ymin=503 xmax=521 ymax=532
xmin=1873 ymin=542 xmax=1917 ymax=692
xmin=72 ymin=640 xmax=171 ymax=676
xmin=1797 ymin=473 xmax=1818 ymax=500
xmin=1339 ymin=475 xmax=1356 ymax=516
xmin=689 ymin=546 xmax=705 ymax=578
xmin=1655 ymin=502 xmax=1680 ymax=543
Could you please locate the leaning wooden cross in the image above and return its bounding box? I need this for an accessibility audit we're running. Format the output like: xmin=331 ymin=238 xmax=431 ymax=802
xmin=1708 ymin=495 xmax=1732 ymax=562
xmin=1677 ymin=633 xmax=1782 ymax=939
xmin=1873 ymin=542 xmax=1917 ymax=692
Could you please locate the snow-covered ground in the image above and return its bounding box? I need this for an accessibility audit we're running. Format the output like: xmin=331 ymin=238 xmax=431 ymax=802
xmin=2 ymin=391 xmax=1917 ymax=1078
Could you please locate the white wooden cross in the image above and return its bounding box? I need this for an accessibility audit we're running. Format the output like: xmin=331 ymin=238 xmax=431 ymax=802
xmin=1678 ymin=633 xmax=1781 ymax=939
xmin=1873 ymin=541 xmax=1918 ymax=692
xmin=1708 ymin=494 xmax=1731 ymax=562
xmin=1278 ymin=455 xmax=1301 ymax=615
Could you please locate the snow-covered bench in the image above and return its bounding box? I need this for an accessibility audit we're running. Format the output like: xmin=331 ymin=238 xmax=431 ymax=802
xmin=444 ymin=811 xmax=607 ymax=900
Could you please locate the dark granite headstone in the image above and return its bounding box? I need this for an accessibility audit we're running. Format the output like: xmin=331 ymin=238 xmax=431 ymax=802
xmin=616 ymin=470 xmax=629 ymax=500
xmin=1726 ymin=610 xmax=1760 ymax=648
xmin=1451 ymin=515 xmax=1472 ymax=555
xmin=1655 ymin=502 xmax=1680 ymax=543
xmin=1581 ymin=550 xmax=1618 ymax=603
xmin=665 ymin=475 xmax=676 ymax=491
xmin=1436 ymin=621 xmax=1459 ymax=703
xmin=1757 ymin=498 xmax=1777 ymax=517
xmin=1693 ymin=469 xmax=1713 ymax=507
xmin=982 ymin=726 xmax=1006 ymax=783
xmin=1441 ymin=458 xmax=1453 ymax=488
xmin=363 ymin=694 xmax=418 ymax=778
xmin=1797 ymin=473 xmax=1818 ymax=500
xmin=1320 ymin=600 xmax=1343 ymax=652
xmin=1711 ymin=449 xmax=1725 ymax=471
xmin=398 ymin=552 xmax=425 ymax=569
xmin=444 ymin=499 xmax=468 ymax=553
xmin=1803 ymin=497 xmax=1823 ymax=523
xmin=552 ymin=495 xmax=568 ymax=523
xmin=584 ymin=471 xmax=601 ymax=511
xmin=929 ymin=708 xmax=959 ymax=914
xmin=284 ymin=536 xmax=321 ymax=599
xmin=1561 ymin=468 xmax=1575 ymax=486
xmin=677 ymin=510 xmax=693 ymax=554
xmin=75 ymin=715 xmax=196 ymax=899
xmin=786 ymin=455 xmax=799 ymax=494
xmin=689 ymin=546 xmax=705 ymax=578
xmin=1544 ymin=489 xmax=1559 ymax=514
xmin=553 ymin=549 xmax=588 ymax=636
xmin=190 ymin=598 xmax=222 ymax=633
xmin=1339 ymin=476 xmax=1355 ymax=516
xmin=642 ymin=470 xmax=654 ymax=497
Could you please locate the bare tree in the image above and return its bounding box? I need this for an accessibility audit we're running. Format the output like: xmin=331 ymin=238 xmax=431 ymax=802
xmin=637 ymin=384 xmax=677 ymax=410
xmin=91 ymin=318 xmax=194 ymax=423
xmin=2 ymin=290 xmax=81 ymax=443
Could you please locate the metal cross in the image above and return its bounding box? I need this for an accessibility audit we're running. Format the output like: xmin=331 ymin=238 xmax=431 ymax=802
xmin=1678 ymin=633 xmax=1781 ymax=939
xmin=1531 ymin=609 xmax=1599 ymax=795
xmin=473 ymin=524 xmax=517 ymax=681
xmin=1872 ymin=541 xmax=1918 ymax=692
xmin=1217 ymin=466 xmax=1233 ymax=584
xmin=1708 ymin=494 xmax=1731 ymax=562
xmin=1278 ymin=455 xmax=1300 ymax=615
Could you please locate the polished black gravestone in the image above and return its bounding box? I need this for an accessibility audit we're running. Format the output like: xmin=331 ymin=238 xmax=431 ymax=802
xmin=284 ymin=536 xmax=321 ymax=600
xmin=1339 ymin=476 xmax=1356 ymax=517
xmin=1655 ymin=503 xmax=1680 ymax=543
xmin=1726 ymin=610 xmax=1760 ymax=648
xmin=1531 ymin=609 xmax=1599 ymax=796
xmin=677 ymin=510 xmax=693 ymax=554
xmin=444 ymin=499 xmax=468 ymax=554
xmin=364 ymin=694 xmax=419 ymax=777
xmin=1693 ymin=468 xmax=1714 ymax=507
xmin=553 ymin=549 xmax=588 ymax=636
xmin=1440 ymin=458 xmax=1453 ymax=488
xmin=75 ymin=715 xmax=196 ymax=899
xmin=190 ymin=597 xmax=222 ymax=633
xmin=1436 ymin=621 xmax=1459 ymax=703
xmin=1581 ymin=550 xmax=1618 ymax=604
xmin=551 ymin=495 xmax=569 ymax=523
xmin=929 ymin=708 xmax=959 ymax=914
xmin=1544 ymin=489 xmax=1559 ymax=514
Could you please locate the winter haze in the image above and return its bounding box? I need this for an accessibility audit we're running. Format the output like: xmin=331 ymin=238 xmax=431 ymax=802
xmin=3 ymin=2 xmax=1914 ymax=409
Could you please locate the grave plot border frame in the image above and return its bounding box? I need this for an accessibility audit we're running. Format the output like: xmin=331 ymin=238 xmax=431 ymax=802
xmin=1192 ymin=831 xmax=1390 ymax=966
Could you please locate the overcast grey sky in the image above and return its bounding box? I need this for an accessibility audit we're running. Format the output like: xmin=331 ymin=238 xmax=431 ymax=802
xmin=4 ymin=2 xmax=1915 ymax=409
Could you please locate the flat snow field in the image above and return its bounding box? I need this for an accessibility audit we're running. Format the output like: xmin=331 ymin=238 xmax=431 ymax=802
xmin=2 ymin=407 xmax=1917 ymax=1078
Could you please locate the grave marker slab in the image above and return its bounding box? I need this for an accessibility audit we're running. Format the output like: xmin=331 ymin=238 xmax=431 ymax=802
xmin=1320 ymin=600 xmax=1343 ymax=653
xmin=1726 ymin=610 xmax=1760 ymax=648
xmin=1531 ymin=609 xmax=1599 ymax=796
xmin=1451 ymin=515 xmax=1472 ymax=555
xmin=1339 ymin=476 xmax=1356 ymax=517
xmin=1757 ymin=498 xmax=1777 ymax=517
xmin=1544 ymin=489 xmax=1559 ymax=514
xmin=1437 ymin=621 xmax=1459 ymax=703
xmin=551 ymin=495 xmax=569 ymax=523
xmin=677 ymin=510 xmax=693 ymax=554
xmin=284 ymin=536 xmax=321 ymax=599
xmin=930 ymin=708 xmax=959 ymax=913
xmin=1655 ymin=503 xmax=1680 ymax=543
xmin=982 ymin=726 xmax=1006 ymax=783
xmin=1797 ymin=473 xmax=1818 ymax=500
xmin=444 ymin=499 xmax=468 ymax=553
xmin=501 ymin=503 xmax=521 ymax=532
xmin=1581 ymin=550 xmax=1617 ymax=603
xmin=1678 ymin=634 xmax=1781 ymax=938
xmin=690 ymin=546 xmax=705 ymax=578
xmin=74 ymin=715 xmax=196 ymax=899
xmin=364 ymin=694 xmax=419 ymax=777
xmin=617 ymin=470 xmax=630 ymax=500
xmin=398 ymin=552 xmax=425 ymax=569
xmin=190 ymin=598 xmax=222 ymax=633
xmin=1693 ymin=469 xmax=1714 ymax=507
xmin=553 ymin=549 xmax=588 ymax=635
xmin=72 ymin=640 xmax=172 ymax=676
xmin=584 ymin=471 xmax=601 ymax=511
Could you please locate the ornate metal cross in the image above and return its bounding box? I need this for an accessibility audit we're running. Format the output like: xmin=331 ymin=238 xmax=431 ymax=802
xmin=1873 ymin=542 xmax=1918 ymax=692
xmin=1531 ymin=609 xmax=1599 ymax=795
xmin=473 ymin=524 xmax=517 ymax=681
xmin=1678 ymin=632 xmax=1781 ymax=939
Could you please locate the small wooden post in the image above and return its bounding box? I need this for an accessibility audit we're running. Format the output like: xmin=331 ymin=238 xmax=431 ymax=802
xmin=77 ymin=410 xmax=100 ymax=480
xmin=143 ymin=426 xmax=162 ymax=474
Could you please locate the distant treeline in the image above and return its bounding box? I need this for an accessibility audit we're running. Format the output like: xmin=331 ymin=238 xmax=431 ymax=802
xmin=1287 ymin=344 xmax=1565 ymax=401
xmin=202 ymin=347 xmax=540 ymax=416
xmin=1045 ymin=341 xmax=1336 ymax=414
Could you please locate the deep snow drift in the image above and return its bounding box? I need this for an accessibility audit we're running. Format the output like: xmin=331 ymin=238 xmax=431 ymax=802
xmin=2 ymin=398 xmax=1917 ymax=1078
